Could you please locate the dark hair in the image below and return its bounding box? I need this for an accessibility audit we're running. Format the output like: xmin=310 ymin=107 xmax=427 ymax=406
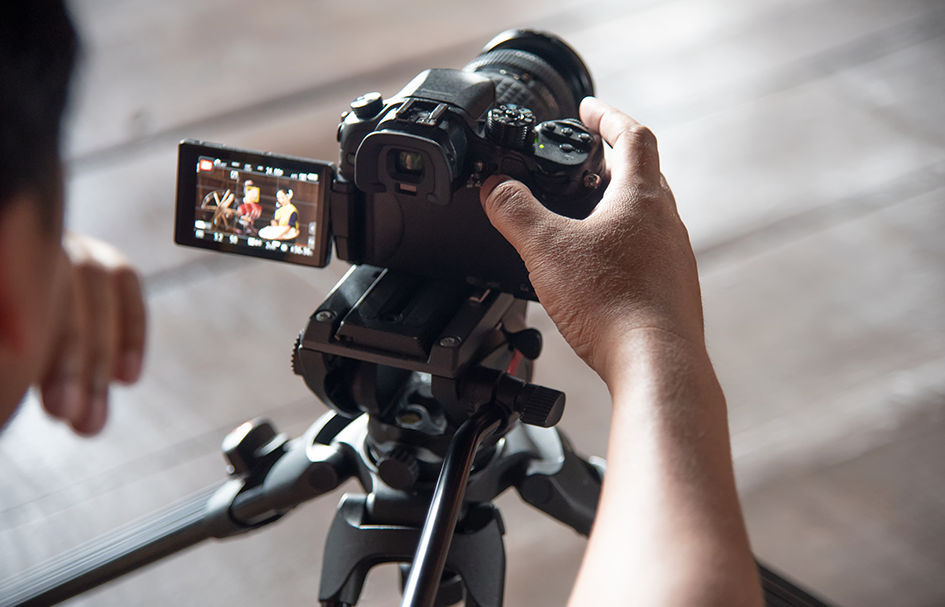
xmin=0 ymin=0 xmax=78 ymax=216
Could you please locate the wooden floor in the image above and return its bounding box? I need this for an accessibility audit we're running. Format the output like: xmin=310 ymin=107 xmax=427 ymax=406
xmin=2 ymin=0 xmax=944 ymax=605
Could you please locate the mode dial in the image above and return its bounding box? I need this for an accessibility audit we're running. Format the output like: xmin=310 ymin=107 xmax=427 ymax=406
xmin=486 ymin=104 xmax=536 ymax=150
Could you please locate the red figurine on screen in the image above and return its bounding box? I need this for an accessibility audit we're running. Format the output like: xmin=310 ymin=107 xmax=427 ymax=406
xmin=237 ymin=180 xmax=262 ymax=233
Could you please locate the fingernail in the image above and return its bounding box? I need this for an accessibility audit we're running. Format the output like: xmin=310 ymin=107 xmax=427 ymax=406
xmin=42 ymin=382 xmax=66 ymax=417
xmin=75 ymin=393 xmax=107 ymax=436
xmin=61 ymin=381 xmax=83 ymax=422
xmin=87 ymin=394 xmax=108 ymax=434
xmin=119 ymin=351 xmax=143 ymax=382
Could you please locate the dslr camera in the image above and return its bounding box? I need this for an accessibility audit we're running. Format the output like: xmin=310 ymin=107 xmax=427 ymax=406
xmin=175 ymin=29 xmax=606 ymax=301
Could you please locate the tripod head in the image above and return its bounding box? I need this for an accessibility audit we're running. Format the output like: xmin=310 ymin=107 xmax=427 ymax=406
xmin=292 ymin=264 xmax=566 ymax=490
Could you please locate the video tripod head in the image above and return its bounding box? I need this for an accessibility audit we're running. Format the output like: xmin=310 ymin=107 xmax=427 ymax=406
xmin=292 ymin=265 xmax=566 ymax=490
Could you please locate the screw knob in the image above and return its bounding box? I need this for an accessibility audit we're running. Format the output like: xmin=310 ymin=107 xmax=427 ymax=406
xmin=515 ymin=384 xmax=565 ymax=427
xmin=377 ymin=447 xmax=420 ymax=489
xmin=222 ymin=419 xmax=278 ymax=476
xmin=507 ymin=328 xmax=543 ymax=360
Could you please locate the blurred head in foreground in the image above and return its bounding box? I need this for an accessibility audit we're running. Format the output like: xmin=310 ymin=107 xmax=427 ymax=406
xmin=0 ymin=0 xmax=78 ymax=427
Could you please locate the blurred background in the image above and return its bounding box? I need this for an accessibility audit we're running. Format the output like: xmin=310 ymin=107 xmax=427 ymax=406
xmin=1 ymin=0 xmax=943 ymax=605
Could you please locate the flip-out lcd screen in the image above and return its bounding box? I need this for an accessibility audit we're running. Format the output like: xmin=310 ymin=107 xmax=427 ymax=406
xmin=175 ymin=140 xmax=333 ymax=267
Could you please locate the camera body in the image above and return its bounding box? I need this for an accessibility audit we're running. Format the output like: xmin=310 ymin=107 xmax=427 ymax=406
xmin=332 ymin=67 xmax=604 ymax=299
xmin=176 ymin=30 xmax=605 ymax=301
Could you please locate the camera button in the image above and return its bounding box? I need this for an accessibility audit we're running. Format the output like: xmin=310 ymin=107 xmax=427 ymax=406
xmin=350 ymin=92 xmax=384 ymax=119
xmin=560 ymin=143 xmax=574 ymax=153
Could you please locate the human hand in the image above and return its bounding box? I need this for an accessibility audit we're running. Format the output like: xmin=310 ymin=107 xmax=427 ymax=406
xmin=480 ymin=97 xmax=705 ymax=384
xmin=39 ymin=233 xmax=146 ymax=435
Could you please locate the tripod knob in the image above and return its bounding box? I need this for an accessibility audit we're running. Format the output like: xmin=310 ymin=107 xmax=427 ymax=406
xmin=222 ymin=419 xmax=281 ymax=477
xmin=377 ymin=447 xmax=420 ymax=489
xmin=506 ymin=328 xmax=542 ymax=360
xmin=515 ymin=384 xmax=565 ymax=427
xmin=291 ymin=333 xmax=303 ymax=376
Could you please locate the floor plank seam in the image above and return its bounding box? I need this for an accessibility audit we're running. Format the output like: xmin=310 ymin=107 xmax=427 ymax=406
xmin=695 ymin=159 xmax=945 ymax=268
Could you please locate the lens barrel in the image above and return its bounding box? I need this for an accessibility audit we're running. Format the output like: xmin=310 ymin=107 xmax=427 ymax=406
xmin=463 ymin=30 xmax=594 ymax=122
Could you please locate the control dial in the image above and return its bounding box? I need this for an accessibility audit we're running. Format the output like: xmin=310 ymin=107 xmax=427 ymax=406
xmin=486 ymin=104 xmax=536 ymax=150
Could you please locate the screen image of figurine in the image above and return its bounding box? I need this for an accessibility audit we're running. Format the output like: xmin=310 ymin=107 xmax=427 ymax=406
xmin=237 ymin=180 xmax=263 ymax=234
xmin=259 ymin=188 xmax=299 ymax=241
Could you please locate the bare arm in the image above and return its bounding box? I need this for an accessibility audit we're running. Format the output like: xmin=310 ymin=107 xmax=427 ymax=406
xmin=570 ymin=330 xmax=760 ymax=606
xmin=480 ymin=97 xmax=763 ymax=606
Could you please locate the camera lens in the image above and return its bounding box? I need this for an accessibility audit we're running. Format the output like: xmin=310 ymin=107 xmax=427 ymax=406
xmin=463 ymin=30 xmax=594 ymax=122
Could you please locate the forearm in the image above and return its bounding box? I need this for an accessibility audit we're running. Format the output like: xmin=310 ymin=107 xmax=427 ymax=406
xmin=569 ymin=329 xmax=763 ymax=607
xmin=478 ymin=97 xmax=760 ymax=605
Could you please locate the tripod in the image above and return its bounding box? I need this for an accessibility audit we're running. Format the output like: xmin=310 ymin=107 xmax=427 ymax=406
xmin=0 ymin=265 xmax=835 ymax=607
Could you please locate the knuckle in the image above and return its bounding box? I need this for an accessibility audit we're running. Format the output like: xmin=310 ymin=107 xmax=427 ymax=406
xmin=72 ymin=259 xmax=96 ymax=280
xmin=73 ymin=259 xmax=108 ymax=287
xmin=84 ymin=330 xmax=110 ymax=362
xmin=627 ymin=123 xmax=657 ymax=149
xmin=115 ymin=265 xmax=143 ymax=294
xmin=608 ymin=122 xmax=659 ymax=171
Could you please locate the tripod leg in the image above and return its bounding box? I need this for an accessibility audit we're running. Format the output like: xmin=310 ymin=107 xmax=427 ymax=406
xmin=758 ymin=562 xmax=837 ymax=607
xmin=446 ymin=503 xmax=505 ymax=607
xmin=319 ymin=494 xmax=421 ymax=605
xmin=318 ymin=495 xmax=507 ymax=607
xmin=514 ymin=426 xmax=604 ymax=536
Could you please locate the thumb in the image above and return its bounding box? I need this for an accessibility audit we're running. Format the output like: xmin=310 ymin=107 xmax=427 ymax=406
xmin=480 ymin=175 xmax=567 ymax=260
